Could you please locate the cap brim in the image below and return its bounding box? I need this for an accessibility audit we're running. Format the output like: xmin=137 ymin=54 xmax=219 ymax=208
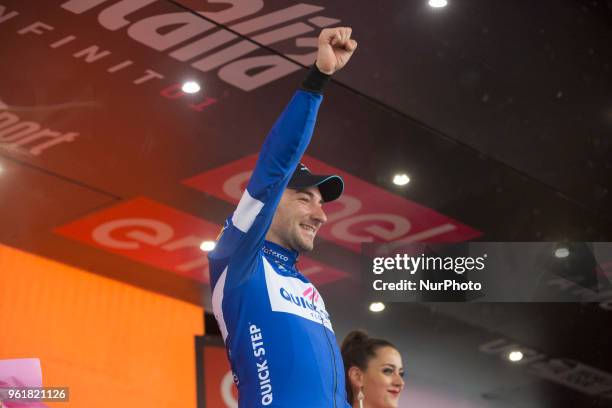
xmin=288 ymin=174 xmax=344 ymax=202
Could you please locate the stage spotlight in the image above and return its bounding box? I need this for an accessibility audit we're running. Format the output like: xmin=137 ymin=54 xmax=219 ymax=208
xmin=200 ymin=241 xmax=216 ymax=252
xmin=508 ymin=350 xmax=524 ymax=362
xmin=554 ymin=246 xmax=570 ymax=258
xmin=429 ymin=0 xmax=448 ymax=8
xmin=369 ymin=302 xmax=386 ymax=312
xmin=393 ymin=174 xmax=410 ymax=186
xmin=182 ymin=81 xmax=201 ymax=94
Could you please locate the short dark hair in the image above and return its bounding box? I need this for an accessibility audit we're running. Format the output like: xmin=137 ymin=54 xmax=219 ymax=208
xmin=340 ymin=330 xmax=398 ymax=404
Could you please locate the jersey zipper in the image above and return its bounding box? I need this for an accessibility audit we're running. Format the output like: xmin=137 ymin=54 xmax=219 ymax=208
xmin=320 ymin=315 xmax=337 ymax=408
xmin=293 ymin=266 xmax=338 ymax=407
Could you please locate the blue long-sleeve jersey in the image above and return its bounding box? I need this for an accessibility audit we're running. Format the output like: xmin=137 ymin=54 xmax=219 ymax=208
xmin=208 ymin=88 xmax=349 ymax=408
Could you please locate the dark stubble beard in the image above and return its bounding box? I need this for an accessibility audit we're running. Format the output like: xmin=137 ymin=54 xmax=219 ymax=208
xmin=288 ymin=225 xmax=314 ymax=253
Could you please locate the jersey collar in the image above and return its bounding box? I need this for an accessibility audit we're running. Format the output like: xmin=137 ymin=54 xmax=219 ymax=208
xmin=262 ymin=240 xmax=298 ymax=269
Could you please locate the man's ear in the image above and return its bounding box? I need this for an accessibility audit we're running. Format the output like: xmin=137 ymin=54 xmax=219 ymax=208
xmin=348 ymin=366 xmax=364 ymax=388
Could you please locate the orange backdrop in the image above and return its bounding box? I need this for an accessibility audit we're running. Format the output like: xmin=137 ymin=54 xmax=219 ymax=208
xmin=0 ymin=243 xmax=204 ymax=407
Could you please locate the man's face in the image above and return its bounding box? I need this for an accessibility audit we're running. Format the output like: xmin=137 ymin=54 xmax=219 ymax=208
xmin=266 ymin=186 xmax=328 ymax=252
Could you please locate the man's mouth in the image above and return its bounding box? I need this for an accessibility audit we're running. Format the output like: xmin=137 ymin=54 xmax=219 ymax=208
xmin=300 ymin=224 xmax=316 ymax=236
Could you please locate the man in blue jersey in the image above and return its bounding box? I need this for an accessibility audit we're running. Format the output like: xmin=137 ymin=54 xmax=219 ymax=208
xmin=208 ymin=27 xmax=357 ymax=407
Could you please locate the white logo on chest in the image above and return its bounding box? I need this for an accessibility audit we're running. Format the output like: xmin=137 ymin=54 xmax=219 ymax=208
xmin=263 ymin=258 xmax=333 ymax=331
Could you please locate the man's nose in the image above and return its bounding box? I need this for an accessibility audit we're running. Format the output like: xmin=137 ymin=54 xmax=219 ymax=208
xmin=311 ymin=203 xmax=327 ymax=224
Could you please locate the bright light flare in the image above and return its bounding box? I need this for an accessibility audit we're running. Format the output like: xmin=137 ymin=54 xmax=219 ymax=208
xmin=429 ymin=0 xmax=448 ymax=8
xmin=508 ymin=350 xmax=524 ymax=362
xmin=369 ymin=302 xmax=386 ymax=312
xmin=554 ymin=247 xmax=570 ymax=258
xmin=182 ymin=81 xmax=201 ymax=94
xmin=200 ymin=240 xmax=216 ymax=252
xmin=393 ymin=174 xmax=410 ymax=186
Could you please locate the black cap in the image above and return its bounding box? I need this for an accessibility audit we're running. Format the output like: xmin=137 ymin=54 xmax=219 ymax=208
xmin=288 ymin=163 xmax=344 ymax=202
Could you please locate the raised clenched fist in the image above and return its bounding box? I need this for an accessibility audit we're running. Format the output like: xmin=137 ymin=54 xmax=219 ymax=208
xmin=315 ymin=27 xmax=357 ymax=75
